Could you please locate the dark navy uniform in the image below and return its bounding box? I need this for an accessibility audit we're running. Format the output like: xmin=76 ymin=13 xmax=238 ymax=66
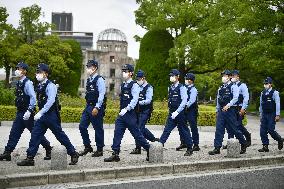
xmin=209 ymin=70 xmax=247 ymax=155
xmin=79 ymin=60 xmax=105 ymax=157
xmin=104 ymin=64 xmax=150 ymax=162
xmin=131 ymin=70 xmax=157 ymax=154
xmin=17 ymin=64 xmax=79 ymax=166
xmin=0 ymin=62 xmax=51 ymax=161
xmin=258 ymin=77 xmax=283 ymax=152
xmin=160 ymin=69 xmax=193 ymax=156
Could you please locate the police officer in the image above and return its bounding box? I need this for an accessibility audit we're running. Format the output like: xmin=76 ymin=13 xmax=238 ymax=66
xmin=78 ymin=60 xmax=105 ymax=157
xmin=176 ymin=73 xmax=200 ymax=151
xmin=0 ymin=62 xmax=52 ymax=161
xmin=160 ymin=69 xmax=193 ymax=156
xmin=17 ymin=63 xmax=79 ymax=166
xmin=130 ymin=70 xmax=159 ymax=155
xmin=258 ymin=77 xmax=283 ymax=152
xmin=225 ymin=70 xmax=251 ymax=147
xmin=104 ymin=64 xmax=150 ymax=162
xmin=209 ymin=70 xmax=247 ymax=155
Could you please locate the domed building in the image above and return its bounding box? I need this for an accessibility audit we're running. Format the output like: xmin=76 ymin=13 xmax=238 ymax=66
xmin=79 ymin=28 xmax=134 ymax=98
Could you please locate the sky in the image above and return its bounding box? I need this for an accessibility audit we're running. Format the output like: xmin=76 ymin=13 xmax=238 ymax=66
xmin=0 ymin=0 xmax=146 ymax=59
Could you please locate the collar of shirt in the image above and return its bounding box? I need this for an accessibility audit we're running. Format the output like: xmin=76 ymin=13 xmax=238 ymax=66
xmin=40 ymin=78 xmax=48 ymax=84
xmin=141 ymin=81 xmax=148 ymax=88
xmin=188 ymin=84 xmax=194 ymax=87
xmin=171 ymin=81 xmax=180 ymax=89
xmin=19 ymin=76 xmax=26 ymax=82
xmin=124 ymin=78 xmax=133 ymax=84
xmin=89 ymin=73 xmax=98 ymax=81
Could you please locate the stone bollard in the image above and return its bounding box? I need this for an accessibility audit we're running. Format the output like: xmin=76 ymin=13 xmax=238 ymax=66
xmin=149 ymin=142 xmax=163 ymax=163
xmin=50 ymin=145 xmax=67 ymax=170
xmin=226 ymin=139 xmax=240 ymax=158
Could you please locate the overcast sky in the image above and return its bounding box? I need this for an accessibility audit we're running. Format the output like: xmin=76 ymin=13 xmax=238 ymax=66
xmin=0 ymin=0 xmax=146 ymax=59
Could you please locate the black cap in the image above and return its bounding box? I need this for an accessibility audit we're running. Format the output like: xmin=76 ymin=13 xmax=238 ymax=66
xmin=136 ymin=70 xmax=145 ymax=78
xmin=169 ymin=69 xmax=180 ymax=76
xmin=263 ymin=77 xmax=273 ymax=84
xmin=122 ymin=64 xmax=134 ymax=72
xmin=87 ymin=59 xmax=98 ymax=67
xmin=185 ymin=73 xmax=195 ymax=81
xmin=231 ymin=70 xmax=240 ymax=75
xmin=221 ymin=70 xmax=231 ymax=76
xmin=16 ymin=62 xmax=29 ymax=71
xmin=37 ymin=63 xmax=49 ymax=73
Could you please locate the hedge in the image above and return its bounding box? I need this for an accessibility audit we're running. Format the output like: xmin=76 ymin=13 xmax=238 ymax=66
xmin=0 ymin=105 xmax=246 ymax=126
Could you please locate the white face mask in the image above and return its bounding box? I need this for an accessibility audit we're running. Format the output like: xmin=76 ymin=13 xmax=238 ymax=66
xmin=86 ymin=68 xmax=94 ymax=75
xmin=231 ymin=77 xmax=238 ymax=83
xmin=137 ymin=80 xmax=144 ymax=86
xmin=264 ymin=84 xmax=270 ymax=90
xmin=15 ymin=70 xmax=23 ymax=77
xmin=222 ymin=76 xmax=229 ymax=83
xmin=36 ymin=73 xmax=45 ymax=82
xmin=170 ymin=76 xmax=176 ymax=83
xmin=122 ymin=72 xmax=129 ymax=80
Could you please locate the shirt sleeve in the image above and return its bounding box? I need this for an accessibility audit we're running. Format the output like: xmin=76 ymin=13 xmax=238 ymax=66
xmin=95 ymin=77 xmax=106 ymax=109
xmin=241 ymin=83 xmax=249 ymax=110
xmin=176 ymin=86 xmax=188 ymax=113
xmin=139 ymin=85 xmax=153 ymax=105
xmin=126 ymin=83 xmax=139 ymax=111
xmin=187 ymin=87 xmax=198 ymax=107
xmin=216 ymin=88 xmax=220 ymax=112
xmin=273 ymin=91 xmax=281 ymax=116
xmin=24 ymin=80 xmax=36 ymax=111
xmin=38 ymin=83 xmax=57 ymax=115
xmin=259 ymin=92 xmax=263 ymax=115
xmin=227 ymin=84 xmax=239 ymax=107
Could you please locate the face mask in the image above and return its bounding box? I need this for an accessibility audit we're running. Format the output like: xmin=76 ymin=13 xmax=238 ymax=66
xmin=222 ymin=76 xmax=229 ymax=83
xmin=264 ymin=84 xmax=270 ymax=90
xmin=170 ymin=76 xmax=176 ymax=83
xmin=15 ymin=70 xmax=23 ymax=77
xmin=231 ymin=77 xmax=238 ymax=83
xmin=36 ymin=73 xmax=45 ymax=82
xmin=122 ymin=72 xmax=129 ymax=80
xmin=185 ymin=80 xmax=190 ymax=85
xmin=137 ymin=80 xmax=144 ymax=86
xmin=86 ymin=68 xmax=94 ymax=75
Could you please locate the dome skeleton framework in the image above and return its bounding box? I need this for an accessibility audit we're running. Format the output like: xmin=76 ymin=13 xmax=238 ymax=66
xmin=97 ymin=28 xmax=127 ymax=42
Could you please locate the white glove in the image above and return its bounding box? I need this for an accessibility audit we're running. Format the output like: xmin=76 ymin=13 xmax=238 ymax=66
xmin=119 ymin=108 xmax=128 ymax=116
xmin=171 ymin=111 xmax=179 ymax=119
xmin=23 ymin=110 xmax=31 ymax=120
xmin=34 ymin=112 xmax=42 ymax=121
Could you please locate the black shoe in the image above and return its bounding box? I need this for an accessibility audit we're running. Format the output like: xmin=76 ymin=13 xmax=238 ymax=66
xmin=184 ymin=149 xmax=193 ymax=156
xmin=246 ymin=133 xmax=252 ymax=147
xmin=258 ymin=145 xmax=269 ymax=152
xmin=208 ymin=148 xmax=220 ymax=155
xmin=130 ymin=148 xmax=141 ymax=154
xmin=176 ymin=144 xmax=187 ymax=151
xmin=17 ymin=156 xmax=34 ymax=166
xmin=92 ymin=150 xmax=103 ymax=157
xmin=78 ymin=146 xmax=93 ymax=156
xmin=44 ymin=147 xmax=52 ymax=160
xmin=240 ymin=144 xmax=247 ymax=154
xmin=278 ymin=139 xmax=284 ymax=150
xmin=104 ymin=152 xmax=120 ymax=162
xmin=146 ymin=149 xmax=149 ymax=161
xmin=222 ymin=145 xmax=227 ymax=149
xmin=69 ymin=152 xmax=79 ymax=165
xmin=0 ymin=151 xmax=11 ymax=161
xmin=152 ymin=138 xmax=160 ymax=142
xmin=192 ymin=145 xmax=200 ymax=151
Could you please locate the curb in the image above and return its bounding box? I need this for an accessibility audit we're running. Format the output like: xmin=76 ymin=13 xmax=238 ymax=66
xmin=1 ymin=155 xmax=284 ymax=188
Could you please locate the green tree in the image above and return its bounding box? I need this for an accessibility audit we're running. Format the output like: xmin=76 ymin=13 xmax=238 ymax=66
xmin=135 ymin=30 xmax=174 ymax=100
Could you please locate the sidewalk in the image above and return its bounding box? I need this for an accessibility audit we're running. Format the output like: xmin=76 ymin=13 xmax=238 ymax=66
xmin=0 ymin=115 xmax=283 ymax=176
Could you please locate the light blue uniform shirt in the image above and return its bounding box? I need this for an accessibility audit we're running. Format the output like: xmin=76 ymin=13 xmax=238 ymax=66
xmin=216 ymin=81 xmax=239 ymax=112
xmin=259 ymin=88 xmax=281 ymax=116
xmin=168 ymin=82 xmax=188 ymax=113
xmin=88 ymin=73 xmax=106 ymax=109
xmin=123 ymin=78 xmax=139 ymax=111
xmin=20 ymin=76 xmax=36 ymax=111
xmin=234 ymin=81 xmax=249 ymax=110
xmin=38 ymin=78 xmax=57 ymax=115
xmin=139 ymin=81 xmax=153 ymax=105
xmin=186 ymin=84 xmax=198 ymax=108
